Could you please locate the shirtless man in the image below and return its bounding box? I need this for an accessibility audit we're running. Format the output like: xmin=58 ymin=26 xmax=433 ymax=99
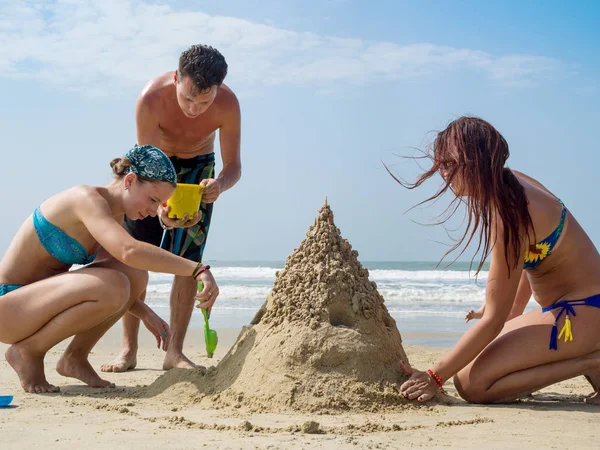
xmin=102 ymin=44 xmax=241 ymax=371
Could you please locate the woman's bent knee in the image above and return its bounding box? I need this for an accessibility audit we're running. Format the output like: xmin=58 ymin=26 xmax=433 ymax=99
xmin=107 ymin=263 xmax=148 ymax=301
xmin=97 ymin=270 xmax=131 ymax=310
xmin=453 ymin=374 xmax=490 ymax=404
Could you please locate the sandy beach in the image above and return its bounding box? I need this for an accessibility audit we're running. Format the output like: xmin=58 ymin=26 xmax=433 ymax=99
xmin=0 ymin=325 xmax=597 ymax=449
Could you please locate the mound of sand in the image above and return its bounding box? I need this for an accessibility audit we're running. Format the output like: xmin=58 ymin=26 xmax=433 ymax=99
xmin=144 ymin=200 xmax=417 ymax=412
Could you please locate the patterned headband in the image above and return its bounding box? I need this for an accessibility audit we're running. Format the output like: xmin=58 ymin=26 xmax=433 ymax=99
xmin=124 ymin=145 xmax=177 ymax=184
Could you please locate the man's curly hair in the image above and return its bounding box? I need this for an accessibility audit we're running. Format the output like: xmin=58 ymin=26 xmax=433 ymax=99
xmin=178 ymin=44 xmax=228 ymax=94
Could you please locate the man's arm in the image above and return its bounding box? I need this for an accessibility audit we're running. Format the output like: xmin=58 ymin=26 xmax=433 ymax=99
xmin=200 ymin=92 xmax=241 ymax=203
xmin=135 ymin=87 xmax=162 ymax=147
xmin=216 ymin=93 xmax=241 ymax=193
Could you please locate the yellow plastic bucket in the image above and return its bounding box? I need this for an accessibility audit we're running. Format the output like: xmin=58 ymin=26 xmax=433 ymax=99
xmin=166 ymin=183 xmax=205 ymax=219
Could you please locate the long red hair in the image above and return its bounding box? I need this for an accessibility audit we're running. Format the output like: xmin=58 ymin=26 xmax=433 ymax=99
xmin=390 ymin=117 xmax=534 ymax=275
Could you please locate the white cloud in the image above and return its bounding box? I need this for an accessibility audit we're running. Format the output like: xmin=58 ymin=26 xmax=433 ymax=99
xmin=0 ymin=0 xmax=562 ymax=95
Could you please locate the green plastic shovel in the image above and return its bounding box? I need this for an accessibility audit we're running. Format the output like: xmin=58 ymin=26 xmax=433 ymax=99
xmin=197 ymin=281 xmax=218 ymax=358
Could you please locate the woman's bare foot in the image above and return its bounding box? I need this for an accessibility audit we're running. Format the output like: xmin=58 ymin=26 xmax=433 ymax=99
xmin=163 ymin=351 xmax=196 ymax=370
xmin=583 ymin=373 xmax=600 ymax=405
xmin=582 ymin=351 xmax=600 ymax=406
xmin=56 ymin=353 xmax=115 ymax=388
xmin=100 ymin=349 xmax=137 ymax=373
xmin=5 ymin=345 xmax=59 ymax=393
xmin=584 ymin=391 xmax=600 ymax=405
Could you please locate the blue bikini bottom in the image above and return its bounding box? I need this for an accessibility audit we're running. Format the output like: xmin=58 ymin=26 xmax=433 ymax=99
xmin=542 ymin=293 xmax=600 ymax=350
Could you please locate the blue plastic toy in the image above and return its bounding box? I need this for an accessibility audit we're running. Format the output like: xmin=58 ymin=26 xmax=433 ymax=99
xmin=0 ymin=396 xmax=14 ymax=407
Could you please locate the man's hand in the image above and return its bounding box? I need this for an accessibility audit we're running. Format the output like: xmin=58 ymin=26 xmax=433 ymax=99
xmin=158 ymin=204 xmax=202 ymax=229
xmin=200 ymin=178 xmax=221 ymax=203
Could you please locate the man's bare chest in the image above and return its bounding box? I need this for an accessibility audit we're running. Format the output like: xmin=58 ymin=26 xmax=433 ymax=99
xmin=158 ymin=116 xmax=219 ymax=142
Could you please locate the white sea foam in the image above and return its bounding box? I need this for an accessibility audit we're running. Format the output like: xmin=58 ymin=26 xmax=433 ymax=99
xmin=369 ymin=269 xmax=488 ymax=282
xmin=149 ymin=267 xmax=487 ymax=283
xmin=145 ymin=265 xmax=489 ymax=314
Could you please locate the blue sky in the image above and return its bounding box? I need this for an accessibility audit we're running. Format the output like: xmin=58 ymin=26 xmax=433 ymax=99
xmin=0 ymin=0 xmax=598 ymax=262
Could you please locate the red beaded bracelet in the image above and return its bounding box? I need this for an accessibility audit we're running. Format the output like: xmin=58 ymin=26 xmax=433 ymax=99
xmin=192 ymin=264 xmax=211 ymax=279
xmin=427 ymin=369 xmax=444 ymax=389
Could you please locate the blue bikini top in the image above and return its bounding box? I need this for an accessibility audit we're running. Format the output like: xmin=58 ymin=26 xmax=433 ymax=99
xmin=33 ymin=207 xmax=97 ymax=266
xmin=523 ymin=198 xmax=567 ymax=270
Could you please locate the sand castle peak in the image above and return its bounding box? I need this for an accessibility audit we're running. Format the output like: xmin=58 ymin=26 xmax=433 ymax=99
xmin=259 ymin=200 xmax=393 ymax=333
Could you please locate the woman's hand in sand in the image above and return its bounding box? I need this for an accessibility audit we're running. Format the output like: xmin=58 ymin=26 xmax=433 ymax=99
xmin=142 ymin=308 xmax=170 ymax=351
xmin=158 ymin=204 xmax=202 ymax=229
xmin=399 ymin=361 xmax=438 ymax=402
xmin=195 ymin=269 xmax=220 ymax=316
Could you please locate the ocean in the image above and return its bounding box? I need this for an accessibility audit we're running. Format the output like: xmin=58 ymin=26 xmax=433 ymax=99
xmin=145 ymin=260 xmax=535 ymax=347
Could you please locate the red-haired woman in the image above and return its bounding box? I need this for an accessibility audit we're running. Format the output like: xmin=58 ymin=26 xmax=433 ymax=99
xmin=397 ymin=117 xmax=600 ymax=405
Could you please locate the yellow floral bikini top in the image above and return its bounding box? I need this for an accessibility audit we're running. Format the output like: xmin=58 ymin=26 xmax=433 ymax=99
xmin=524 ymin=198 xmax=567 ymax=269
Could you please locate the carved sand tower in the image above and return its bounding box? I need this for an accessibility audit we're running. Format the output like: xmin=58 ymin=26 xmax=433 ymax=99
xmin=146 ymin=200 xmax=411 ymax=412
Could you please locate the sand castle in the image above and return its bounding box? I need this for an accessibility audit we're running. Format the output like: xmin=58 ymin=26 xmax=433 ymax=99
xmin=145 ymin=200 xmax=413 ymax=412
